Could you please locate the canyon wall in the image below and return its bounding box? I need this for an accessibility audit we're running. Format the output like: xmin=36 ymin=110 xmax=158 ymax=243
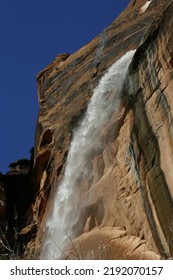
xmin=1 ymin=0 xmax=173 ymax=259
xmin=32 ymin=0 xmax=173 ymax=259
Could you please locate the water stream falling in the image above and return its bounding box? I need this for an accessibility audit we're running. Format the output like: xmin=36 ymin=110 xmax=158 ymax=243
xmin=41 ymin=50 xmax=136 ymax=259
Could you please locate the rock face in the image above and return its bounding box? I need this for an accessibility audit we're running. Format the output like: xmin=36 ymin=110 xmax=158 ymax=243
xmin=1 ymin=0 xmax=173 ymax=259
xmin=31 ymin=0 xmax=173 ymax=259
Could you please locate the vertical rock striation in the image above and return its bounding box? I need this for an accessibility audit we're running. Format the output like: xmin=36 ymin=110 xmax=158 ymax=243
xmin=1 ymin=0 xmax=173 ymax=259
xmin=40 ymin=50 xmax=136 ymax=259
xmin=126 ymin=2 xmax=173 ymax=257
xmin=29 ymin=0 xmax=173 ymax=259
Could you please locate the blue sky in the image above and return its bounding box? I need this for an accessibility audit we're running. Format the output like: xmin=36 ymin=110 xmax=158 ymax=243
xmin=0 ymin=0 xmax=130 ymax=174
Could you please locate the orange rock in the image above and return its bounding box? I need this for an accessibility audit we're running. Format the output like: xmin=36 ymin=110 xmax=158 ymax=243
xmin=10 ymin=0 xmax=173 ymax=259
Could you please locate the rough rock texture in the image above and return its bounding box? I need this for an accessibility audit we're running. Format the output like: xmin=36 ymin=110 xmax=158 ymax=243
xmin=126 ymin=2 xmax=173 ymax=257
xmin=29 ymin=0 xmax=173 ymax=259
xmin=67 ymin=227 xmax=161 ymax=260
xmin=1 ymin=0 xmax=173 ymax=259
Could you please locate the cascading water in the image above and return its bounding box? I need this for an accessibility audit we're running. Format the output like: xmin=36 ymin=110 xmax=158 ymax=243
xmin=41 ymin=50 xmax=136 ymax=260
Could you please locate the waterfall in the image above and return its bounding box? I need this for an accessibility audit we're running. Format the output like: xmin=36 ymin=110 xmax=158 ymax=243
xmin=40 ymin=50 xmax=136 ymax=260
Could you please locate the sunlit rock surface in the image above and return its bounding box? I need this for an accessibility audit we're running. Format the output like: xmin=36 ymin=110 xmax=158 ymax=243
xmin=1 ymin=0 xmax=173 ymax=259
xmin=30 ymin=0 xmax=173 ymax=259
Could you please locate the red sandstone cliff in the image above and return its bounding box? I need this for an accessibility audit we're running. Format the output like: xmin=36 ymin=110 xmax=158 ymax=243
xmin=1 ymin=0 xmax=173 ymax=259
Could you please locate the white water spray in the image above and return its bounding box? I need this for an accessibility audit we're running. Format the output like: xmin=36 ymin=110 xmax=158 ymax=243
xmin=41 ymin=50 xmax=136 ymax=259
